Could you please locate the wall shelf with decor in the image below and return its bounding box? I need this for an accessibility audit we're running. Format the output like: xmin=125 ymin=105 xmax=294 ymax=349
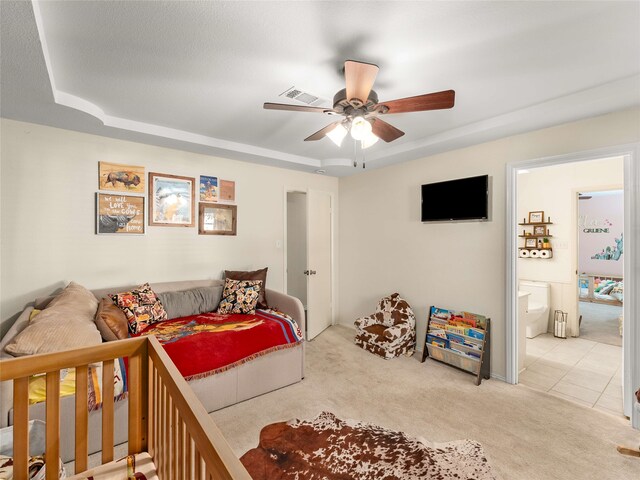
xmin=518 ymin=210 xmax=553 ymax=259
xmin=420 ymin=306 xmax=491 ymax=385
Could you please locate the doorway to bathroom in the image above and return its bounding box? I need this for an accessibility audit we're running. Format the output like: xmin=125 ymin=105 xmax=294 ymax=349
xmin=509 ymin=151 xmax=634 ymax=423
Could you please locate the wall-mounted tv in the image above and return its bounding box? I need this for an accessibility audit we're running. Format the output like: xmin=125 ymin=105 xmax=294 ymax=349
xmin=421 ymin=175 xmax=489 ymax=222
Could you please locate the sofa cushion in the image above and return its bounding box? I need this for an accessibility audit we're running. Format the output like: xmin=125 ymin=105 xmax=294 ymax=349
xmin=225 ymin=268 xmax=268 ymax=309
xmin=157 ymin=285 xmax=223 ymax=320
xmin=95 ymin=298 xmax=130 ymax=341
xmin=217 ymin=279 xmax=262 ymax=315
xmin=110 ymin=283 xmax=167 ymax=334
xmin=4 ymin=281 xmax=101 ymax=356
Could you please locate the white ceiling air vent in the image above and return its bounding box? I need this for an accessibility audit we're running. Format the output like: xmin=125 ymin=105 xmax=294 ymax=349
xmin=280 ymin=86 xmax=326 ymax=106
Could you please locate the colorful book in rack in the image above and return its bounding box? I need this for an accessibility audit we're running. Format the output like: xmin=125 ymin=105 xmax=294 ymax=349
xmin=429 ymin=319 xmax=448 ymax=330
xmin=446 ymin=332 xmax=465 ymax=344
xmin=452 ymin=316 xmax=477 ymax=328
xmin=430 ymin=307 xmax=451 ymax=321
xmin=467 ymin=328 xmax=485 ymax=340
xmin=428 ymin=328 xmax=447 ymax=339
xmin=461 ymin=311 xmax=488 ymax=330
xmin=445 ymin=324 xmax=467 ymax=335
xmin=427 ymin=334 xmax=449 ymax=349
xmin=463 ymin=341 xmax=481 ymax=350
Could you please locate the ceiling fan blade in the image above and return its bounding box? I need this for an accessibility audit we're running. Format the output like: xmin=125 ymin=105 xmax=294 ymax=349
xmin=344 ymin=60 xmax=379 ymax=105
xmin=304 ymin=121 xmax=343 ymax=141
xmin=371 ymin=118 xmax=405 ymax=142
xmin=264 ymin=103 xmax=333 ymax=113
xmin=379 ymin=90 xmax=455 ymax=114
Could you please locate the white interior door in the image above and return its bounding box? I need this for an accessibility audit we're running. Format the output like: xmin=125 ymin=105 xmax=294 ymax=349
xmin=306 ymin=190 xmax=332 ymax=340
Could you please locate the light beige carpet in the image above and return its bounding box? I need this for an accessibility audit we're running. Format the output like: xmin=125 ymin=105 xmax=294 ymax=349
xmin=211 ymin=325 xmax=639 ymax=480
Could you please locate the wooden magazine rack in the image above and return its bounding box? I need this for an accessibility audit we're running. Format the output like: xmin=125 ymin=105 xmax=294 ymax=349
xmin=420 ymin=306 xmax=491 ymax=385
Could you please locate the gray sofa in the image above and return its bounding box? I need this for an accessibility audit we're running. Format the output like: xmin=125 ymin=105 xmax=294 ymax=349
xmin=0 ymin=279 xmax=305 ymax=462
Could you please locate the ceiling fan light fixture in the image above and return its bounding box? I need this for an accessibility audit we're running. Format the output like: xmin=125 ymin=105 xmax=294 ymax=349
xmin=264 ymin=61 xmax=454 ymax=149
xmin=361 ymin=130 xmax=379 ymax=149
xmin=350 ymin=116 xmax=372 ymax=140
xmin=326 ymin=123 xmax=348 ymax=147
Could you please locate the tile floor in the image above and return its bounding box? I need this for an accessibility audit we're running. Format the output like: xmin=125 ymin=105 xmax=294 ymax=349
xmin=519 ymin=333 xmax=624 ymax=417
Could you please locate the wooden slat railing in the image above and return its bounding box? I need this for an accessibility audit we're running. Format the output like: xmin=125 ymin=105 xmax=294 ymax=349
xmin=146 ymin=335 xmax=251 ymax=479
xmin=11 ymin=377 xmax=29 ymax=480
xmin=101 ymin=359 xmax=115 ymax=464
xmin=0 ymin=335 xmax=250 ymax=479
xmin=45 ymin=372 xmax=60 ymax=480
xmin=75 ymin=364 xmax=89 ymax=472
xmin=0 ymin=337 xmax=148 ymax=478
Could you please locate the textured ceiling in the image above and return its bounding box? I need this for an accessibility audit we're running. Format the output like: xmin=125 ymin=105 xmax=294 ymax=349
xmin=1 ymin=1 xmax=639 ymax=176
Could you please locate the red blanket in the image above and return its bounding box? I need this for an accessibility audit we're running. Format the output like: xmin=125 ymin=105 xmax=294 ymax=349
xmin=137 ymin=310 xmax=303 ymax=380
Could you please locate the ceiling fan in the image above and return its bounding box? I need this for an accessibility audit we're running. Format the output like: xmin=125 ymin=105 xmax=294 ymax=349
xmin=264 ymin=60 xmax=455 ymax=149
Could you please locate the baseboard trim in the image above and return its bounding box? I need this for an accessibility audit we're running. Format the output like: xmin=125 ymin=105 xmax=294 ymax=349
xmin=337 ymin=321 xmax=356 ymax=330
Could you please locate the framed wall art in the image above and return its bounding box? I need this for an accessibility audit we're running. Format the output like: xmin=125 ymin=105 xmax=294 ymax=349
xmin=528 ymin=211 xmax=544 ymax=223
xmin=198 ymin=203 xmax=237 ymax=235
xmin=533 ymin=225 xmax=546 ymax=235
xmin=96 ymin=193 xmax=145 ymax=235
xmin=148 ymin=172 xmax=195 ymax=227
xmin=219 ymin=179 xmax=235 ymax=202
xmin=525 ymin=238 xmax=537 ymax=248
xmin=99 ymin=161 xmax=145 ymax=194
xmin=199 ymin=175 xmax=218 ymax=202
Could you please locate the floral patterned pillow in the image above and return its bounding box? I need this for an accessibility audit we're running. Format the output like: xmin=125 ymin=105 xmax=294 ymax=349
xmin=217 ymin=279 xmax=263 ymax=315
xmin=110 ymin=283 xmax=167 ymax=334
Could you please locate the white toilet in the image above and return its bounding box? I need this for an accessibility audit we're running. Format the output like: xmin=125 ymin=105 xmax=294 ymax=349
xmin=519 ymin=281 xmax=551 ymax=338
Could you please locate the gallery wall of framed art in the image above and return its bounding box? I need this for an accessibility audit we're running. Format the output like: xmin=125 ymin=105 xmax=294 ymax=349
xmin=95 ymin=162 xmax=238 ymax=235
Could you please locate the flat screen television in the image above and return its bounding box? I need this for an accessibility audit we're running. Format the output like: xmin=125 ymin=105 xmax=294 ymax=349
xmin=421 ymin=175 xmax=489 ymax=222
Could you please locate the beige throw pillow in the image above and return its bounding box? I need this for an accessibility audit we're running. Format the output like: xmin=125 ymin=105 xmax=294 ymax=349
xmin=5 ymin=281 xmax=102 ymax=356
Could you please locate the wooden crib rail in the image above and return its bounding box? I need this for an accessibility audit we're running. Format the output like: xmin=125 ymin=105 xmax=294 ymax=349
xmin=0 ymin=336 xmax=251 ymax=480
xmin=0 ymin=337 xmax=148 ymax=479
xmin=147 ymin=336 xmax=251 ymax=480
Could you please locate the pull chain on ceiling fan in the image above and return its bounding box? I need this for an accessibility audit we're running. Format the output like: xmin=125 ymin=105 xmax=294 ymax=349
xmin=264 ymin=60 xmax=455 ymax=161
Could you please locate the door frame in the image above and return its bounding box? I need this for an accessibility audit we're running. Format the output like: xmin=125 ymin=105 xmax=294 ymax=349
xmin=283 ymin=187 xmax=336 ymax=331
xmin=505 ymin=143 xmax=639 ymax=428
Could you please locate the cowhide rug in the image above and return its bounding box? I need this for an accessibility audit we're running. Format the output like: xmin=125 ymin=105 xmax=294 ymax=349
xmin=240 ymin=412 xmax=496 ymax=479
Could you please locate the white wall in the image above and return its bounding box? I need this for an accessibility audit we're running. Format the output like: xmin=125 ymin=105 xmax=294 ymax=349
xmin=517 ymin=157 xmax=623 ymax=334
xmin=578 ymin=190 xmax=624 ymax=276
xmin=286 ymin=192 xmax=307 ymax=307
xmin=338 ymin=108 xmax=640 ymax=379
xmin=0 ymin=119 xmax=338 ymax=336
